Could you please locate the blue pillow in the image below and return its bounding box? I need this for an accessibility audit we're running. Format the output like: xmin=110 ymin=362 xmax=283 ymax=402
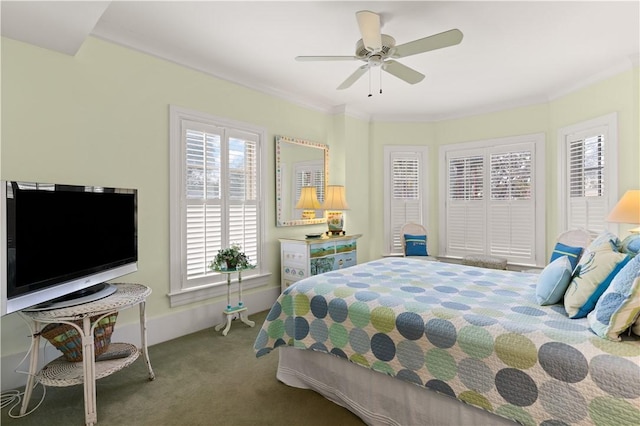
xmin=620 ymin=234 xmax=640 ymax=257
xmin=405 ymin=234 xmax=428 ymax=256
xmin=588 ymin=255 xmax=640 ymax=340
xmin=550 ymin=242 xmax=583 ymax=271
xmin=536 ymin=256 xmax=573 ymax=305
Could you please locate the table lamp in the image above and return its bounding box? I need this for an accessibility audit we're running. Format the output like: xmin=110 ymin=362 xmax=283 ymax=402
xmin=295 ymin=186 xmax=321 ymax=219
xmin=321 ymin=185 xmax=350 ymax=236
xmin=606 ymin=189 xmax=640 ymax=233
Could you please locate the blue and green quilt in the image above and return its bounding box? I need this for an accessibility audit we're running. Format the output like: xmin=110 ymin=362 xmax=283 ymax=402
xmin=254 ymin=258 xmax=640 ymax=426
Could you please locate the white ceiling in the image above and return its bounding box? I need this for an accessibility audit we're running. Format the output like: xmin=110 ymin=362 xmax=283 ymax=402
xmin=2 ymin=1 xmax=639 ymax=121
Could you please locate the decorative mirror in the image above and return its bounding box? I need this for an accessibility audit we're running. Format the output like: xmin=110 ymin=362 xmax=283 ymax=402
xmin=276 ymin=135 xmax=328 ymax=227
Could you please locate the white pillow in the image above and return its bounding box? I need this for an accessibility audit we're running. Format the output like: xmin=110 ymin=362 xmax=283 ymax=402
xmin=564 ymin=248 xmax=630 ymax=319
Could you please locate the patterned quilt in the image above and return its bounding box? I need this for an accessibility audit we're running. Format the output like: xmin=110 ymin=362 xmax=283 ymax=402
xmin=254 ymin=258 xmax=640 ymax=426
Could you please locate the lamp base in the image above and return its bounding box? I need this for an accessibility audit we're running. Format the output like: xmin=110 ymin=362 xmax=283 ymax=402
xmin=326 ymin=211 xmax=345 ymax=236
xmin=325 ymin=230 xmax=346 ymax=237
xmin=301 ymin=209 xmax=316 ymax=219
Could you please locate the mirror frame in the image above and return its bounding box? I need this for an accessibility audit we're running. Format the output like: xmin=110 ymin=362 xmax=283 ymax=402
xmin=276 ymin=135 xmax=329 ymax=227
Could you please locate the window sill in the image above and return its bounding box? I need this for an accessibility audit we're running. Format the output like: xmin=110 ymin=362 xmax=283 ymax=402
xmin=168 ymin=272 xmax=272 ymax=308
xmin=381 ymin=253 xmax=405 ymax=258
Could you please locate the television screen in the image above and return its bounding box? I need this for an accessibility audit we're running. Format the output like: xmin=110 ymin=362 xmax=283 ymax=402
xmin=1 ymin=181 xmax=138 ymax=315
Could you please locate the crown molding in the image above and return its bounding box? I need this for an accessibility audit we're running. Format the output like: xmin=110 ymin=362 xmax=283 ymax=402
xmin=330 ymin=105 xmax=370 ymax=122
xmin=548 ymin=56 xmax=637 ymax=102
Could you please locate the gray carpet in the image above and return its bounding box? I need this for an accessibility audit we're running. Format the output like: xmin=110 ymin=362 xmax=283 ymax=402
xmin=1 ymin=310 xmax=364 ymax=425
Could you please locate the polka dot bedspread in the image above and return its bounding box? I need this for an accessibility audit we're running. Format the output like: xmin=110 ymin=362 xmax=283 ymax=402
xmin=254 ymin=258 xmax=640 ymax=426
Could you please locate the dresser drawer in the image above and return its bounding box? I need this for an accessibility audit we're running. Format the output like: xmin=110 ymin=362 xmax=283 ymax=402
xmin=279 ymin=234 xmax=362 ymax=293
xmin=282 ymin=264 xmax=307 ymax=282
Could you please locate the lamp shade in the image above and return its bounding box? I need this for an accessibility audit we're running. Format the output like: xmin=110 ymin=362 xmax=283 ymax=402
xmin=295 ymin=186 xmax=321 ymax=209
xmin=321 ymin=185 xmax=350 ymax=210
xmin=606 ymin=190 xmax=640 ymax=224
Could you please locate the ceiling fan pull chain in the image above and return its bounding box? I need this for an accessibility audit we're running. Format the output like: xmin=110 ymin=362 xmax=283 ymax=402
xmin=368 ymin=67 xmax=372 ymax=97
xmin=380 ymin=66 xmax=383 ymax=94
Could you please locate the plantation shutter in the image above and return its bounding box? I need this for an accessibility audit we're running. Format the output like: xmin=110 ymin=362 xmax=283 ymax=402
xmin=567 ymin=133 xmax=606 ymax=235
xmin=488 ymin=145 xmax=534 ymax=262
xmin=446 ymin=153 xmax=485 ymax=255
xmin=185 ymin=122 xmax=223 ymax=280
xmin=183 ymin=123 xmax=260 ymax=281
xmin=390 ymin=152 xmax=422 ymax=253
xmin=227 ymin=130 xmax=258 ymax=266
xmin=445 ymin=142 xmax=537 ymax=263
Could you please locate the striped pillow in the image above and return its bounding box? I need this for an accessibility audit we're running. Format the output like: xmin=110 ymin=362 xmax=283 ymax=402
xmin=404 ymin=234 xmax=428 ymax=256
xmin=550 ymin=242 xmax=583 ymax=271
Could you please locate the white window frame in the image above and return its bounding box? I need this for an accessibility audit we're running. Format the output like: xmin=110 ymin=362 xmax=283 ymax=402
xmin=168 ymin=106 xmax=269 ymax=307
xmin=438 ymin=133 xmax=546 ymax=266
xmin=557 ymin=112 xmax=618 ymax=236
xmin=383 ymin=145 xmax=429 ymax=255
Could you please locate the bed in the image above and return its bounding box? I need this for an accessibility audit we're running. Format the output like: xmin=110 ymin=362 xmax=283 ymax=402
xmin=254 ymin=257 xmax=640 ymax=426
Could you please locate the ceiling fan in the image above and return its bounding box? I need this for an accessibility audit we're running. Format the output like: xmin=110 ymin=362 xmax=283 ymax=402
xmin=295 ymin=10 xmax=463 ymax=91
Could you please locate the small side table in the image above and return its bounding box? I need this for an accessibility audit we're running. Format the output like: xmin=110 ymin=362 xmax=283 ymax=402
xmin=19 ymin=283 xmax=154 ymax=426
xmin=214 ymin=267 xmax=255 ymax=336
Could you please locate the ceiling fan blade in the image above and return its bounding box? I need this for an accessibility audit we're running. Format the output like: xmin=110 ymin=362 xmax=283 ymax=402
xmin=296 ymin=55 xmax=358 ymax=61
xmin=382 ymin=60 xmax=425 ymax=84
xmin=337 ymin=65 xmax=368 ymax=90
xmin=392 ymin=29 xmax=463 ymax=58
xmin=356 ymin=10 xmax=382 ymax=52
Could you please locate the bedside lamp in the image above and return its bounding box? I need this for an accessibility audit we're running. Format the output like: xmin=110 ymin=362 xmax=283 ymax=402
xmin=321 ymin=185 xmax=350 ymax=236
xmin=295 ymin=186 xmax=321 ymax=219
xmin=606 ymin=189 xmax=640 ymax=233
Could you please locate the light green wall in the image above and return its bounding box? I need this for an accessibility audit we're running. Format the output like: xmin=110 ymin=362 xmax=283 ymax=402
xmin=368 ymin=121 xmax=436 ymax=257
xmin=548 ymin=69 xmax=640 ymax=237
xmin=367 ymin=70 xmax=639 ymax=256
xmin=1 ymin=35 xmax=638 ymax=357
xmin=0 ymin=36 xmax=339 ymax=355
xmin=329 ymin=114 xmax=372 ymax=259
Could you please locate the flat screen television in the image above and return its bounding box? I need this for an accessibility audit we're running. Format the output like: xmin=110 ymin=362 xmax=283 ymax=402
xmin=1 ymin=181 xmax=138 ymax=316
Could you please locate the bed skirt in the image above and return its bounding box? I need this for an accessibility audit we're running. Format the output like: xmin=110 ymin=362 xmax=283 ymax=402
xmin=277 ymin=346 xmax=516 ymax=426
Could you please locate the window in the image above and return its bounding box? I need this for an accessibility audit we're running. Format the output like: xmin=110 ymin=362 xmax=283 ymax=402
xmin=383 ymin=146 xmax=429 ymax=255
xmin=169 ymin=106 xmax=268 ymax=307
xmin=439 ymin=134 xmax=545 ymax=265
xmin=558 ymin=113 xmax=618 ymax=236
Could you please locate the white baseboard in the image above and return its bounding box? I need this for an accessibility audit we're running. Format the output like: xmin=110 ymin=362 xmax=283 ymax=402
xmin=1 ymin=285 xmax=280 ymax=392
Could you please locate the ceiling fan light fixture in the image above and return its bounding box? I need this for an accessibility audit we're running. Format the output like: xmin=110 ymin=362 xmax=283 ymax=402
xmin=368 ymin=55 xmax=383 ymax=67
xmin=355 ymin=35 xmax=395 ymax=58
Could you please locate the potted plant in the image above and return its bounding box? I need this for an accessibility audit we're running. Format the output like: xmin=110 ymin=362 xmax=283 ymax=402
xmin=210 ymin=243 xmax=253 ymax=271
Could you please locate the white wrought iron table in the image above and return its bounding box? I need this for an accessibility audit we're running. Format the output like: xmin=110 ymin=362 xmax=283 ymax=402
xmin=213 ymin=267 xmax=255 ymax=336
